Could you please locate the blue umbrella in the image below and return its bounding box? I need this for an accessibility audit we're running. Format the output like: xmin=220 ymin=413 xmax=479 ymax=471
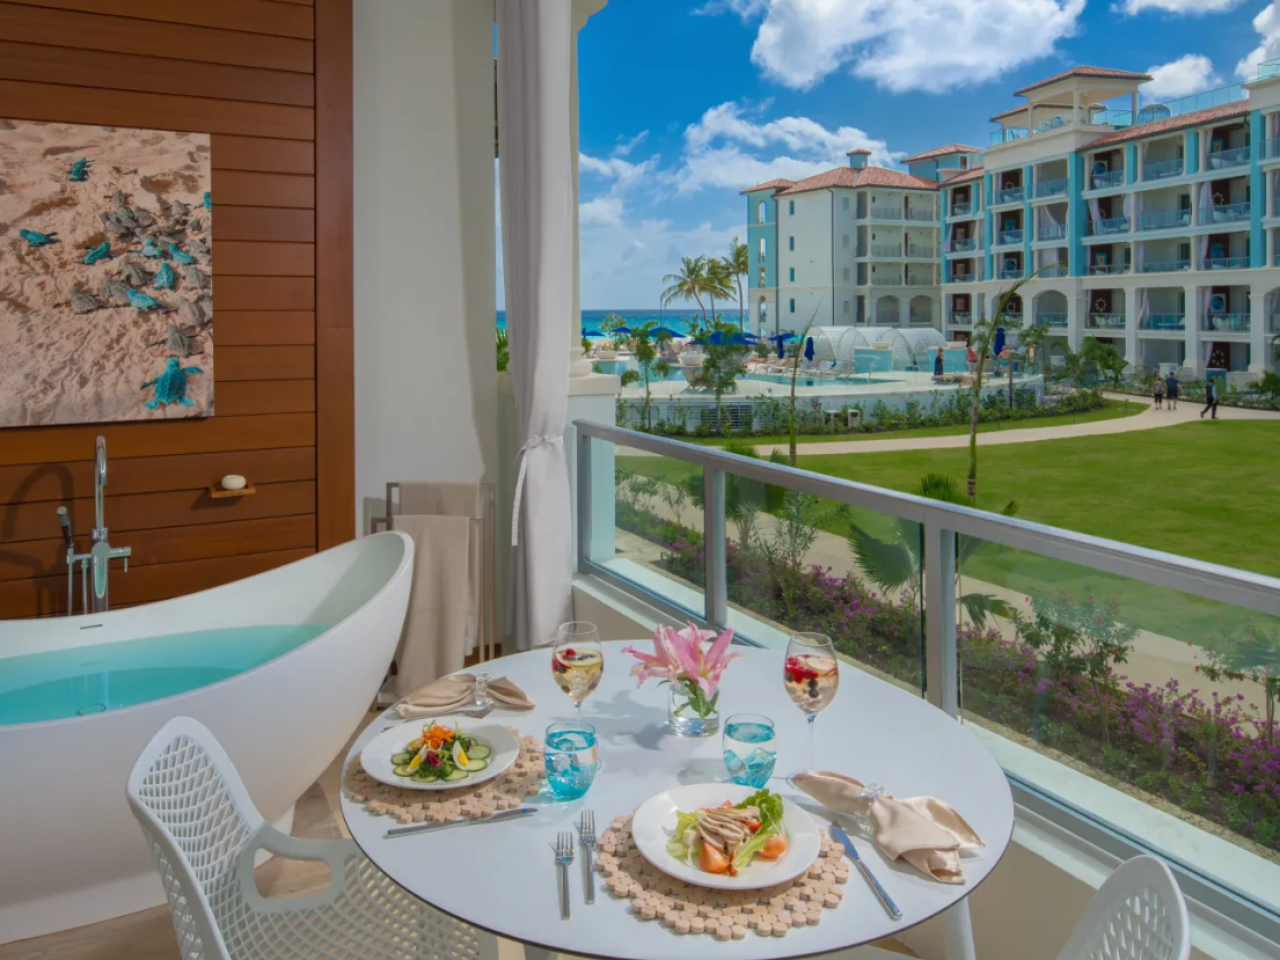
xmin=581 ymin=329 xmax=603 ymax=337
xmin=769 ymin=332 xmax=795 ymax=358
xmin=993 ymin=326 xmax=1006 ymax=357
xmin=709 ymin=331 xmax=726 ymax=346
xmin=726 ymin=333 xmax=751 ymax=346
xmin=804 ymin=337 xmax=815 ymax=362
xmin=648 ymin=326 xmax=681 ymax=339
xmin=691 ymin=335 xmax=711 ymax=346
xmin=612 ymin=325 xmax=632 ymax=336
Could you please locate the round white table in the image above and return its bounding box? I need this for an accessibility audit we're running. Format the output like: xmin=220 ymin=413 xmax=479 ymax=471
xmin=341 ymin=642 xmax=1014 ymax=960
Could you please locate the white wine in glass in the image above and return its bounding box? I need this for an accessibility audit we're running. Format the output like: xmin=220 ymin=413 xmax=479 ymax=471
xmin=551 ymin=622 xmax=603 ymax=719
xmin=784 ymin=632 xmax=839 ymax=772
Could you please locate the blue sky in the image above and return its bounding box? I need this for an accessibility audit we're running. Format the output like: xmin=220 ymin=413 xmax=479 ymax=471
xmin=555 ymin=0 xmax=1280 ymax=309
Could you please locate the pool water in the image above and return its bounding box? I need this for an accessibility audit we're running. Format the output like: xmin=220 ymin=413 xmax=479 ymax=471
xmin=746 ymin=373 xmax=892 ymax=387
xmin=0 ymin=624 xmax=328 ymax=725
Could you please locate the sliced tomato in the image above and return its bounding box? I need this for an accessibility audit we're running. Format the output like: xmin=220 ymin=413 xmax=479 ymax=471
xmin=744 ymin=819 xmax=762 ymax=833
xmin=757 ymin=834 xmax=788 ymax=860
xmin=699 ymin=842 xmax=731 ymax=874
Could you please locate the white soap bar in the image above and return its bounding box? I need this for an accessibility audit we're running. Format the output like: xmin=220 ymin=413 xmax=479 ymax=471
xmin=220 ymin=474 xmax=247 ymax=491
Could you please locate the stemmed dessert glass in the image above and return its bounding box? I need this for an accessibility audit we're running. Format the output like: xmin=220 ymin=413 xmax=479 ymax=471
xmin=551 ymin=622 xmax=603 ymax=720
xmin=783 ymin=632 xmax=840 ymax=772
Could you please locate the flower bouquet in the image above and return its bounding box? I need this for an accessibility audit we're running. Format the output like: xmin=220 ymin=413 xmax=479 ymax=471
xmin=624 ymin=623 xmax=740 ymax=737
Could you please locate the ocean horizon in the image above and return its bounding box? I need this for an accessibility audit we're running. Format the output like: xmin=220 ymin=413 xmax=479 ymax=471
xmin=496 ymin=308 xmax=751 ymax=338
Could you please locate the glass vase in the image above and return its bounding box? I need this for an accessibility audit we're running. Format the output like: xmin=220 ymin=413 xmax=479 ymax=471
xmin=668 ymin=678 xmax=720 ymax=737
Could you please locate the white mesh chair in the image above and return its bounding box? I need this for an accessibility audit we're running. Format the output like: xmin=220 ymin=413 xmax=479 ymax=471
xmin=126 ymin=717 xmax=499 ymax=960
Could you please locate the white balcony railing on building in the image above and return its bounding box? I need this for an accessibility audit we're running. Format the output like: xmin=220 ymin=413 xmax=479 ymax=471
xmin=871 ymin=244 xmax=903 ymax=257
xmin=1140 ymin=314 xmax=1186 ymax=330
xmin=1088 ymin=217 xmax=1130 ymax=236
xmin=1204 ymin=256 xmax=1250 ymax=270
xmin=1037 ymin=223 xmax=1067 ymax=241
xmin=1033 ymin=177 xmax=1068 ymax=199
xmin=951 ymin=273 xmax=975 ymax=283
xmin=1206 ymin=145 xmax=1249 ymax=171
xmin=950 ymin=202 xmax=974 ymax=217
xmin=1140 ymin=259 xmax=1191 ymax=273
xmin=1202 ymin=313 xmax=1251 ymax=333
xmin=870 ymin=207 xmax=937 ymax=222
xmin=1089 ymin=263 xmax=1130 ymax=275
xmin=949 ymin=238 xmax=978 ymax=253
xmin=1206 ymin=202 xmax=1251 ymax=225
xmin=950 ymin=312 xmax=973 ymax=324
xmin=904 ymin=274 xmax=935 ymax=286
xmin=998 ymin=266 xmax=1024 ymax=280
xmin=1143 ymin=157 xmax=1185 ymax=180
xmin=991 ymin=186 xmax=1024 ymax=205
xmin=1034 ymin=313 xmax=1068 ymax=327
xmin=1086 ymin=313 xmax=1126 ymax=329
xmin=1038 ymin=264 xmax=1067 ymax=278
xmin=907 ymin=244 xmax=937 ymax=259
xmin=1139 ymin=209 xmax=1192 ymax=231
xmin=996 ymin=229 xmax=1024 ymax=246
xmin=1091 ymin=169 xmax=1125 ymax=189
xmin=870 ymin=275 xmax=904 ymax=286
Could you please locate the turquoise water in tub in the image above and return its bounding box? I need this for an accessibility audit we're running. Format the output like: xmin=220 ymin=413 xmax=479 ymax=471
xmin=0 ymin=625 xmax=329 ymax=725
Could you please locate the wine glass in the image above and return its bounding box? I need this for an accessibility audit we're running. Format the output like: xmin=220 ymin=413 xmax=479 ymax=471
xmin=783 ymin=632 xmax=840 ymax=772
xmin=551 ymin=622 xmax=603 ymax=720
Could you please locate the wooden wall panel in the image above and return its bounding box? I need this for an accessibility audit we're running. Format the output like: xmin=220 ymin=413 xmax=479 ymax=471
xmin=0 ymin=0 xmax=355 ymax=620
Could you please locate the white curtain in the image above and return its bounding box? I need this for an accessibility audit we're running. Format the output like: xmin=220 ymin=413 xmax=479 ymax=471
xmin=1199 ymin=130 xmax=1209 ymax=172
xmin=1088 ymin=198 xmax=1101 ymax=227
xmin=1197 ymin=183 xmax=1214 ymax=266
xmin=498 ymin=0 xmax=575 ymax=650
xmin=1136 ymin=288 xmax=1149 ymax=328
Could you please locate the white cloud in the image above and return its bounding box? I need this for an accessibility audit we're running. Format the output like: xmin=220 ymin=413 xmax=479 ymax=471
xmin=673 ymin=101 xmax=898 ymax=194
xmin=579 ymin=152 xmax=658 ymax=193
xmin=1142 ymin=55 xmax=1220 ymax=100
xmin=1237 ymin=2 xmax=1280 ymax=80
xmin=579 ymin=196 xmax=625 ymax=226
xmin=1119 ymin=0 xmax=1244 ymax=14
xmin=707 ymin=0 xmax=1085 ymax=93
xmin=612 ymin=130 xmax=649 ymax=156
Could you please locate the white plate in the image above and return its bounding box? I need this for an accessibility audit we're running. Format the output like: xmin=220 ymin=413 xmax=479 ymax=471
xmin=631 ymin=782 xmax=822 ymax=890
xmin=359 ymin=717 xmax=519 ymax=791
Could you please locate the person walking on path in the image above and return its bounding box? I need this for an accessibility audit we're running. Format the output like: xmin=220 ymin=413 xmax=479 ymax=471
xmin=934 ymin=347 xmax=945 ymax=379
xmin=1200 ymin=378 xmax=1219 ymax=420
xmin=1153 ymin=375 xmax=1165 ymax=410
xmin=1165 ymin=371 xmax=1179 ymax=411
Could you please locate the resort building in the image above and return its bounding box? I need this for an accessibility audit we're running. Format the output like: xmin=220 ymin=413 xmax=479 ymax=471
xmin=748 ymin=63 xmax=1280 ymax=376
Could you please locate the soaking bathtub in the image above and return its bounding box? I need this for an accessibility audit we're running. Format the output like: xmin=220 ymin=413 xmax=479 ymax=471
xmin=0 ymin=532 xmax=414 ymax=943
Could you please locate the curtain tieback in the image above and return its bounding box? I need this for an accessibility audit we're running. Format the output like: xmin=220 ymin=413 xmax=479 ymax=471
xmin=510 ymin=433 xmax=564 ymax=546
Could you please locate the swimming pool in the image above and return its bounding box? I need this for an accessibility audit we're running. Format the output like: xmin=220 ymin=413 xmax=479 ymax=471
xmin=747 ymin=373 xmax=893 ymax=387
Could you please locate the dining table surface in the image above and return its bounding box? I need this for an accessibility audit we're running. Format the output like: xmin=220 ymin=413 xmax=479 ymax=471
xmin=340 ymin=640 xmax=1015 ymax=960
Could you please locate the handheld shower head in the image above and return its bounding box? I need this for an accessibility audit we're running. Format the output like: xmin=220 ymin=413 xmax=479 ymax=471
xmin=56 ymin=506 xmax=74 ymax=548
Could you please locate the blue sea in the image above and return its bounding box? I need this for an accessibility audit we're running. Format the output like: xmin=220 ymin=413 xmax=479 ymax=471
xmin=496 ymin=309 xmax=747 ymax=338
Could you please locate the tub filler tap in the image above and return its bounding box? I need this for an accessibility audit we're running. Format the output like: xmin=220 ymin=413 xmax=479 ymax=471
xmin=61 ymin=436 xmax=131 ymax=615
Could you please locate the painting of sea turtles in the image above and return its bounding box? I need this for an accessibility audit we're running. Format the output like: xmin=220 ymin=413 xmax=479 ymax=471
xmin=0 ymin=119 xmax=213 ymax=427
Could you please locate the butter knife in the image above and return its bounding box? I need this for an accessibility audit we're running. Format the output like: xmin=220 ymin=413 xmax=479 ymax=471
xmin=385 ymin=806 xmax=537 ymax=839
xmin=831 ymin=823 xmax=902 ymax=920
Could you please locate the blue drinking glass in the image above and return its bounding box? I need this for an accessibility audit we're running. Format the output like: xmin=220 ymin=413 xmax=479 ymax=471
xmin=544 ymin=720 xmax=600 ymax=801
xmin=723 ymin=713 xmax=777 ymax=788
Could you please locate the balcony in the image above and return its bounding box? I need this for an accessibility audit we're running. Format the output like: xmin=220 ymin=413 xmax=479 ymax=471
xmin=990 ymin=127 xmax=1029 ymax=146
xmin=907 ymin=244 xmax=936 ymax=258
xmin=1139 ymin=209 xmax=1191 ymax=232
xmin=1140 ymin=259 xmax=1191 ymax=273
xmin=1264 ymin=136 xmax=1280 ymax=159
xmin=872 ymin=207 xmax=936 ymax=222
xmin=950 ymin=273 xmax=975 ymax=283
xmin=1037 ymin=264 xmax=1067 ymax=278
xmin=904 ymin=274 xmax=935 ymax=286
xmin=1086 ymin=313 xmax=1126 ymax=329
xmin=995 ymin=228 xmax=1024 ymax=246
xmin=1035 ymin=313 xmax=1068 ymax=327
xmin=1037 ymin=223 xmax=1067 ymax=241
xmin=1202 ymin=313 xmax=1251 ymax=333
xmin=1139 ymin=314 xmax=1186 ymax=331
xmin=991 ymin=186 xmax=1024 ymax=205
xmin=950 ymin=312 xmax=973 ymax=324
xmin=870 ymin=243 xmax=903 ymax=257
xmin=1206 ymin=202 xmax=1251 ymax=224
xmin=1089 ymin=107 xmax=1133 ymax=126
xmin=1206 ymin=145 xmax=1250 ymax=171
xmin=904 ymin=208 xmax=937 ymax=222
xmin=949 ymin=237 xmax=978 ymax=253
xmin=1091 ymin=169 xmax=1125 ymax=189
xmin=998 ymin=267 xmax=1024 ymax=280
xmin=1089 ymin=263 xmax=1130 ymax=276
xmin=870 ymin=275 xmax=904 ymax=286
xmin=1033 ymin=177 xmax=1068 ymax=199
xmin=1088 ymin=217 xmax=1130 ymax=236
xmin=1205 ymin=256 xmax=1250 ymax=270
xmin=950 ymin=202 xmax=974 ymax=217
xmin=1142 ymin=157 xmax=1184 ymax=181
xmin=1272 ymin=313 xmax=1280 ymax=332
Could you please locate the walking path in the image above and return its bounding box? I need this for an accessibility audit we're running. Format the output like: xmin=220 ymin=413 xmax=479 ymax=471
xmin=748 ymin=392 xmax=1280 ymax=458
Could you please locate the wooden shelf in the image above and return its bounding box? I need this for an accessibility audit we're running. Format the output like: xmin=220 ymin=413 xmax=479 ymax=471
xmin=207 ymin=483 xmax=257 ymax=499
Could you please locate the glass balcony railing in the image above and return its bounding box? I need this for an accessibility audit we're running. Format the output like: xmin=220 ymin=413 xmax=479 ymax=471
xmin=1141 ymin=83 xmax=1246 ymax=122
xmin=1205 ymin=256 xmax=1250 ymax=270
xmin=949 ymin=237 xmax=978 ymax=253
xmin=1261 ymin=57 xmax=1280 ymax=79
xmin=1206 ymin=145 xmax=1250 ymax=171
xmin=1206 ymin=202 xmax=1251 ymax=224
xmin=1086 ymin=313 xmax=1126 ymax=329
xmin=1264 ymin=136 xmax=1280 ymax=160
xmin=904 ymin=208 xmax=938 ymax=222
xmin=1035 ymin=313 xmax=1068 ymax=327
xmin=1034 ymin=177 xmax=1069 ymax=199
xmin=1139 ymin=209 xmax=1192 ymax=231
xmin=1002 ymin=312 xmax=1023 ymax=322
xmin=1140 ymin=314 xmax=1186 ymax=330
xmin=1143 ymin=158 xmax=1184 ymax=181
xmin=996 ymin=229 xmax=1024 ymax=246
xmin=1140 ymin=259 xmax=1191 ymax=273
xmin=870 ymin=275 xmax=904 ymax=286
xmin=1089 ymin=263 xmax=1130 ymax=275
xmin=1037 ymin=223 xmax=1067 ymax=241
xmin=998 ymin=267 xmax=1024 ymax=280
xmin=904 ymin=274 xmax=934 ymax=286
xmin=1202 ymin=313 xmax=1251 ymax=332
xmin=950 ymin=273 xmax=975 ymax=283
xmin=1038 ymin=264 xmax=1067 ymax=278
xmin=950 ymin=312 xmax=973 ymax=324
xmin=1088 ymin=108 xmax=1133 ymax=127
xmin=871 ymin=244 xmax=903 ymax=257
xmin=990 ymin=127 xmax=1030 ymax=146
xmin=871 ymin=207 xmax=937 ymax=222
xmin=1089 ymin=217 xmax=1130 ymax=236
xmin=1090 ymin=169 xmax=1125 ymax=189
xmin=991 ymin=186 xmax=1025 ymax=205
xmin=907 ymin=244 xmax=937 ymax=259
xmin=950 ymin=201 xmax=973 ymax=217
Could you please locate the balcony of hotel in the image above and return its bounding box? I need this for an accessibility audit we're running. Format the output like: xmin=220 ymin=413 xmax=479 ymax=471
xmin=1142 ymin=157 xmax=1184 ymax=181
xmin=904 ymin=272 xmax=935 ymax=286
xmin=1139 ymin=313 xmax=1187 ymax=331
xmin=907 ymin=243 xmax=937 ymax=259
xmin=1264 ymin=136 xmax=1280 ymax=160
xmin=1140 ymin=258 xmax=1192 ymax=273
xmin=1033 ymin=177 xmax=1069 ymax=200
xmin=1037 ymin=263 xmax=1068 ymax=278
xmin=1201 ymin=313 xmax=1251 ymax=333
xmin=1086 ymin=313 xmax=1127 ymax=330
xmin=870 ymin=274 xmax=905 ymax=286
xmin=1204 ymin=255 xmax=1250 ymax=270
xmin=1090 ymin=168 xmax=1125 ymax=189
xmin=1139 ymin=209 xmax=1191 ymax=232
xmin=949 ymin=311 xmax=973 ymax=325
xmin=1034 ymin=313 xmax=1068 ymax=328
xmin=998 ymin=265 xmax=1025 ymax=280
xmin=994 ymin=228 xmax=1024 ymax=247
xmin=1036 ymin=222 xmax=1067 ymax=242
xmin=1204 ymin=202 xmax=1251 ymax=225
xmin=948 ymin=237 xmax=979 ymax=253
xmin=950 ymin=201 xmax=974 ymax=217
xmin=870 ymin=206 xmax=937 ymax=223
xmin=1205 ymin=145 xmax=1250 ymax=172
xmin=989 ymin=126 xmax=1031 ymax=146
xmin=1088 ymin=216 xmax=1130 ymax=236
xmin=870 ymin=243 xmax=903 ymax=257
xmin=990 ymin=185 xmax=1025 ymax=206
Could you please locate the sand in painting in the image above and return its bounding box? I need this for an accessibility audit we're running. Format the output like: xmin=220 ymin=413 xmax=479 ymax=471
xmin=0 ymin=119 xmax=213 ymax=427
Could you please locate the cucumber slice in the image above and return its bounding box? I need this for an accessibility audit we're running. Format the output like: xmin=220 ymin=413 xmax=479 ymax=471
xmin=390 ymin=752 xmax=412 ymax=766
xmin=393 ymin=764 xmax=413 ymax=777
xmin=413 ymin=768 xmax=437 ymax=781
xmin=443 ymin=768 xmax=469 ymax=782
xmin=458 ymin=758 xmax=488 ymax=772
xmin=467 ymin=744 xmax=491 ymax=760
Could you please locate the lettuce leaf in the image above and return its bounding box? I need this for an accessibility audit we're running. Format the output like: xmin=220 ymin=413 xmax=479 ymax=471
xmin=732 ymin=789 xmax=785 ymax=869
xmin=666 ymin=810 xmax=704 ymax=862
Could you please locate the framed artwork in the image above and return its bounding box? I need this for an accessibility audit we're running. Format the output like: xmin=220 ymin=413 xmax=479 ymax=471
xmin=0 ymin=119 xmax=212 ymax=427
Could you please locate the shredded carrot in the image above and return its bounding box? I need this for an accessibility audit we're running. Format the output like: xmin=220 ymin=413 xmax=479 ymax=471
xmin=423 ymin=724 xmax=455 ymax=750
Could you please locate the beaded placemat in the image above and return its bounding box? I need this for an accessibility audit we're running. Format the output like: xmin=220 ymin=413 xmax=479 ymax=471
xmin=343 ymin=730 xmax=545 ymax=824
xmin=595 ymin=816 xmax=850 ymax=941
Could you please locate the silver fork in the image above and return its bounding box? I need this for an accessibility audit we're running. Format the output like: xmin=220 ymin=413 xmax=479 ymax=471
xmin=555 ymin=832 xmax=575 ymax=920
xmin=579 ymin=810 xmax=597 ymax=905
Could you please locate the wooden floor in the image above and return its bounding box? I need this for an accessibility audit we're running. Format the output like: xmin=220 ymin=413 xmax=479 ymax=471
xmin=0 ymin=709 xmax=911 ymax=960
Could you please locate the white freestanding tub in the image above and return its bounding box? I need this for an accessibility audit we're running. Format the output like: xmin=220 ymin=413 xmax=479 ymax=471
xmin=0 ymin=532 xmax=414 ymax=944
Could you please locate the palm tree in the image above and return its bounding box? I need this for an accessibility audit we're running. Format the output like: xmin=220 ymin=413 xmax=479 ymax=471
xmin=726 ymin=237 xmax=749 ymax=329
xmin=661 ymin=256 xmax=710 ymax=321
xmin=705 ymin=257 xmax=734 ymax=321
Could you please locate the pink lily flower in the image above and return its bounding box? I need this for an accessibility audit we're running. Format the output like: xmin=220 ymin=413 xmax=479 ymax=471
xmin=624 ymin=622 xmax=740 ymax=697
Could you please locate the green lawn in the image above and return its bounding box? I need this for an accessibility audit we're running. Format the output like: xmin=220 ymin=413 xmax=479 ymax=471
xmin=689 ymin=399 xmax=1145 ymax=447
xmin=618 ymin=419 xmax=1280 ymax=644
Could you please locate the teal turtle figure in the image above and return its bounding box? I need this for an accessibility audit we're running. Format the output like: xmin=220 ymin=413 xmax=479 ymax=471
xmin=142 ymin=358 xmax=202 ymax=409
xmin=168 ymin=243 xmax=195 ymax=265
xmin=69 ymin=158 xmax=90 ymax=182
xmin=154 ymin=262 xmax=176 ymax=290
xmin=83 ymin=241 xmax=112 ymax=264
xmin=126 ymin=288 xmax=161 ymax=311
xmin=203 ymin=191 xmax=212 ymax=211
xmin=140 ymin=238 xmax=162 ymax=258
xmin=19 ymin=229 xmax=58 ymax=247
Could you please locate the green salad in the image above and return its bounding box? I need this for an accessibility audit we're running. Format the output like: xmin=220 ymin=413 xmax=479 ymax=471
xmin=668 ymin=789 xmax=788 ymax=876
xmin=390 ymin=721 xmax=492 ymax=783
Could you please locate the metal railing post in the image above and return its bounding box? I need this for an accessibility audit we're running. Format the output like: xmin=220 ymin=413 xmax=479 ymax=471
xmin=924 ymin=522 xmax=959 ymax=718
xmin=576 ymin=432 xmax=592 ymax=572
xmin=704 ymin=468 xmax=727 ymax=629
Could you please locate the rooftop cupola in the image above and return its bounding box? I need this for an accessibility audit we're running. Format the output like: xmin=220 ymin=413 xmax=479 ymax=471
xmin=847 ymin=148 xmax=871 ymax=170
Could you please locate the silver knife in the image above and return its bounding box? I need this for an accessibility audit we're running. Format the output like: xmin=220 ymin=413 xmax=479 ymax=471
xmin=384 ymin=806 xmax=537 ymax=839
xmin=831 ymin=823 xmax=903 ymax=920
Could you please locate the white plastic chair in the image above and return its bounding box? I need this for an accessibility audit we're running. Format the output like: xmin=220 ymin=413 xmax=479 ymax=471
xmin=126 ymin=717 xmax=499 ymax=960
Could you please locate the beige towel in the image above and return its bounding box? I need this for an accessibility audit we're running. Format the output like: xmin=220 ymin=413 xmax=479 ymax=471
xmin=390 ymin=514 xmax=476 ymax=694
xmin=793 ymin=771 xmax=984 ymax=884
xmin=395 ymin=674 xmax=536 ymax=719
xmin=396 ymin=483 xmax=485 ymax=649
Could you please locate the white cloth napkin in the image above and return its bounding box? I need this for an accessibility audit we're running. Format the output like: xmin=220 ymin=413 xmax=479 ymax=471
xmin=395 ymin=674 xmax=535 ymax=719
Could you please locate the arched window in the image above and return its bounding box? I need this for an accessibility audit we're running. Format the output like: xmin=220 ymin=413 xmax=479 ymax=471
xmin=757 ymin=200 xmax=766 ymax=223
xmin=758 ymin=237 xmax=766 ymax=263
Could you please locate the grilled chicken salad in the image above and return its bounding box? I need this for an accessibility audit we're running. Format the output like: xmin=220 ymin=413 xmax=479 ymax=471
xmin=667 ymin=789 xmax=789 ymax=876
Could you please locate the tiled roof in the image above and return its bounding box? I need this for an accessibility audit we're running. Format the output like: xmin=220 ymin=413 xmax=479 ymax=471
xmin=846 ymin=148 xmax=873 ymax=155
xmin=943 ymin=168 xmax=984 ymax=186
xmin=1084 ymin=101 xmax=1250 ymax=149
xmin=739 ymin=178 xmax=795 ymax=195
xmin=1015 ymin=66 xmax=1151 ymax=96
xmin=774 ymin=165 xmax=940 ymax=196
xmin=899 ymin=143 xmax=982 ymax=164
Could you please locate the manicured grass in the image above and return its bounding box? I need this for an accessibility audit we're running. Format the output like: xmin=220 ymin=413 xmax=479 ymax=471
xmin=689 ymin=400 xmax=1145 ymax=447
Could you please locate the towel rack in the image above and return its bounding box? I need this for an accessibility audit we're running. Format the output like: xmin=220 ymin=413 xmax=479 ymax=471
xmin=372 ymin=482 xmax=497 ymax=664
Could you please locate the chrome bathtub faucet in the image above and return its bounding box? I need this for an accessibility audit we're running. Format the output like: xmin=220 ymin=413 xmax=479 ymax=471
xmin=60 ymin=436 xmax=131 ymax=615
